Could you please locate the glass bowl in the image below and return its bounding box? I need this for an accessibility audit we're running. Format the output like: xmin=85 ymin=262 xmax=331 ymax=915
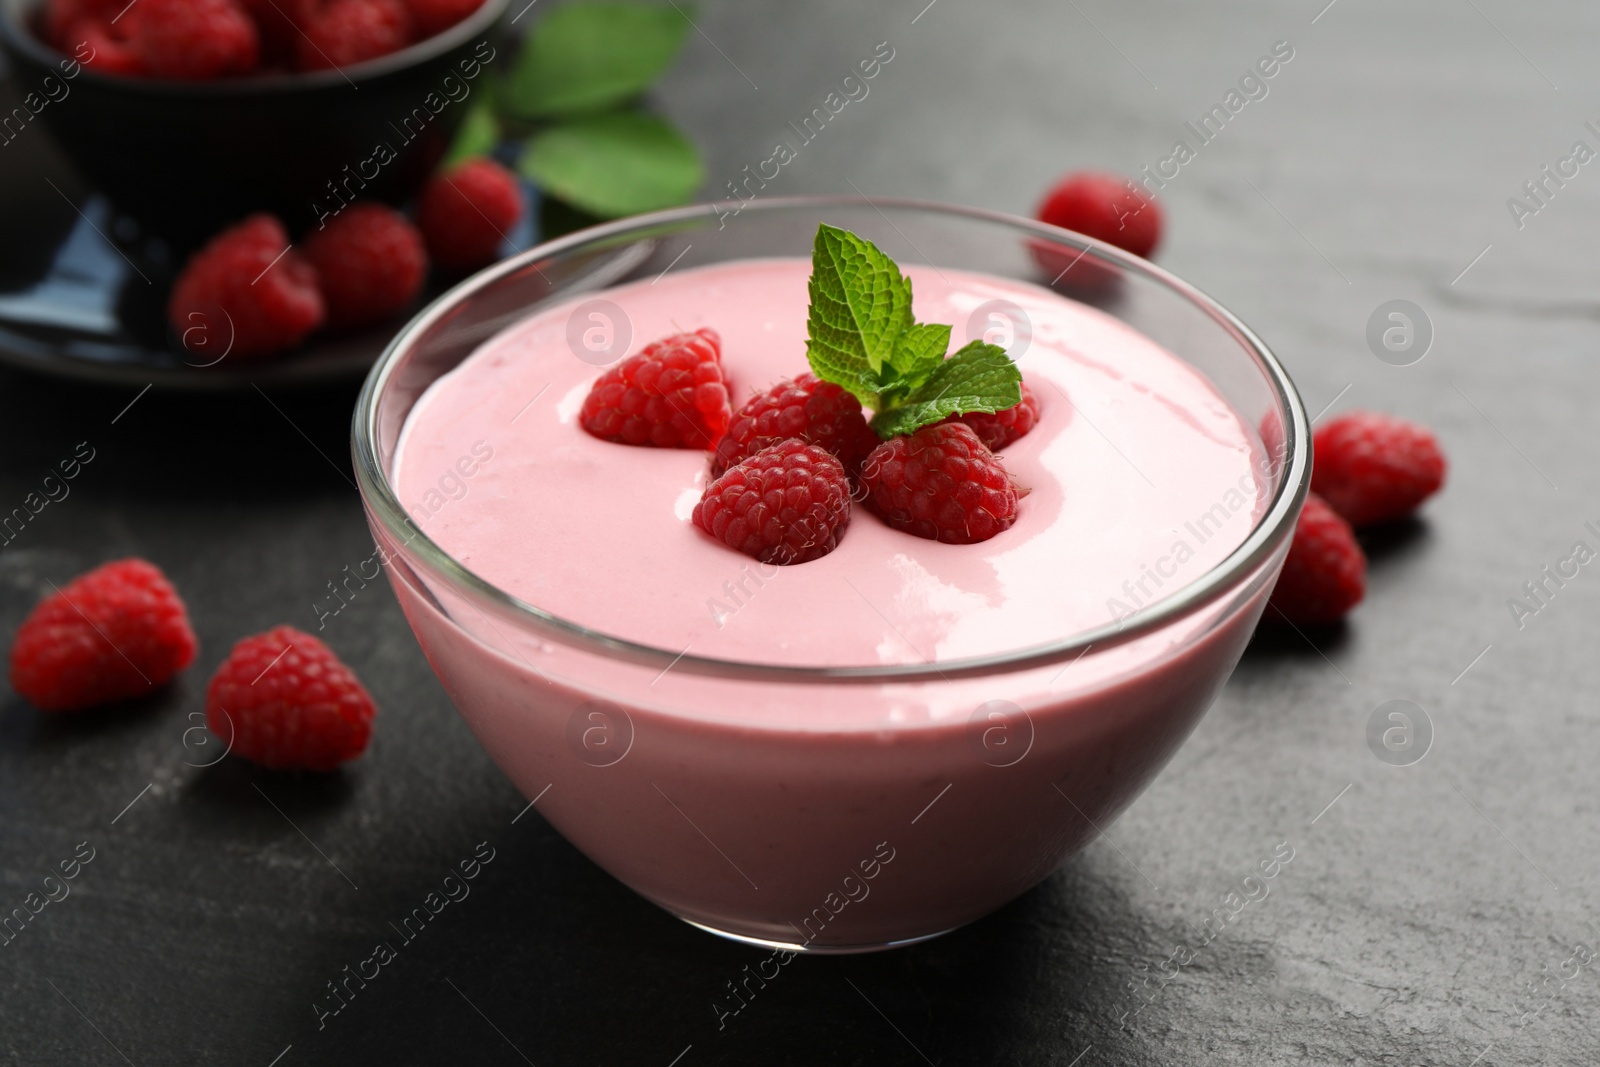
xmin=352 ymin=197 xmax=1309 ymax=953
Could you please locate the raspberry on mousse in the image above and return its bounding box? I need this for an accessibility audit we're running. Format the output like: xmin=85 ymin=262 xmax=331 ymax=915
xmin=580 ymin=328 xmax=732 ymax=449
xmin=693 ymin=439 xmax=853 ymax=565
xmin=939 ymin=380 xmax=1041 ymax=451
xmin=859 ymin=422 xmax=1022 ymax=545
xmin=712 ymin=373 xmax=880 ymax=477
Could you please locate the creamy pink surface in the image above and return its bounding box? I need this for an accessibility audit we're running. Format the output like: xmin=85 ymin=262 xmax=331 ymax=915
xmin=379 ymin=258 xmax=1283 ymax=949
xmin=395 ymin=259 xmax=1263 ymax=671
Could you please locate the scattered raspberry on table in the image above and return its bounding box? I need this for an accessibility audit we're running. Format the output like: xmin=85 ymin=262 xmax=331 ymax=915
xmin=9 ymin=559 xmax=198 ymax=712
xmin=206 ymin=626 xmax=376 ymax=770
xmin=168 ymin=213 xmax=325 ymax=360
xmin=860 ymin=422 xmax=1022 ymax=545
xmin=1266 ymin=493 xmax=1366 ymax=625
xmin=1312 ymin=411 xmax=1446 ymax=527
xmin=581 ymin=328 xmax=732 ymax=449
xmin=1036 ymin=170 xmax=1164 ymax=258
xmin=417 ymin=158 xmax=525 ymax=272
xmin=694 ymin=439 xmax=853 ymax=565
xmin=302 ymin=202 xmax=427 ymax=327
xmin=711 ymin=373 xmax=880 ymax=478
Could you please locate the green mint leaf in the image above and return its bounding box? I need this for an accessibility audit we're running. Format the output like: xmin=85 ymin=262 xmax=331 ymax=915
xmin=517 ymin=112 xmax=704 ymax=218
xmin=869 ymin=341 xmax=1022 ymax=438
xmin=879 ymin=321 xmax=951 ymax=400
xmin=443 ymin=97 xmax=501 ymax=168
xmin=506 ymin=3 xmax=692 ymax=119
xmin=805 ymin=224 xmax=913 ymax=404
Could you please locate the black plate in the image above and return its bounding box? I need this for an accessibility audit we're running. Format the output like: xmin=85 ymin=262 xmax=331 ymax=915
xmin=0 ymin=186 xmax=535 ymax=390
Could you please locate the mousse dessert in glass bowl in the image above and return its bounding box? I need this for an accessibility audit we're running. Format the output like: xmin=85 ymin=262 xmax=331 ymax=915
xmin=353 ymin=197 xmax=1309 ymax=953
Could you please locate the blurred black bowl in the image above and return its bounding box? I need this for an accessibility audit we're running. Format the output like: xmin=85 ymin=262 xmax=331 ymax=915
xmin=0 ymin=0 xmax=509 ymax=247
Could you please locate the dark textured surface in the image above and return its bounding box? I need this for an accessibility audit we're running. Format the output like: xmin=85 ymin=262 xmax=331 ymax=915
xmin=2 ymin=1 xmax=1597 ymax=1064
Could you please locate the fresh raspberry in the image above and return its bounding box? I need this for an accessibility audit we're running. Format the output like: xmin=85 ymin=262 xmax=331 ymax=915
xmin=168 ymin=214 xmax=324 ymax=361
xmin=1312 ymin=411 xmax=1446 ymax=528
xmin=64 ymin=18 xmax=143 ymax=74
xmin=403 ymin=0 xmax=481 ymax=37
xmin=206 ymin=626 xmax=376 ymax=770
xmin=1036 ymin=171 xmax=1163 ymax=258
xmin=417 ymin=158 xmax=524 ymax=272
xmin=693 ymin=439 xmax=852 ymax=565
xmin=43 ymin=0 xmax=121 ymax=47
xmin=580 ymin=328 xmax=731 ymax=449
xmin=711 ymin=373 xmax=880 ymax=478
xmin=122 ymin=0 xmax=259 ymax=79
xmin=1266 ymin=493 xmax=1366 ymax=625
xmin=296 ymin=0 xmax=412 ymax=70
xmin=9 ymin=559 xmax=198 ymax=712
xmin=860 ymin=422 xmax=1020 ymax=544
xmin=939 ymin=381 xmax=1041 ymax=451
xmin=302 ymin=203 xmax=427 ymax=327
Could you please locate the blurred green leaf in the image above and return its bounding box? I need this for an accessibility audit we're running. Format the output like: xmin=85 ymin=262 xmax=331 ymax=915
xmin=507 ymin=3 xmax=693 ymax=119
xmin=444 ymin=98 xmax=502 ymax=167
xmin=517 ymin=112 xmax=703 ymax=217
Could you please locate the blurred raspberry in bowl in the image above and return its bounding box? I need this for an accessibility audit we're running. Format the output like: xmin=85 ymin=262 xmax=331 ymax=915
xmin=0 ymin=0 xmax=508 ymax=244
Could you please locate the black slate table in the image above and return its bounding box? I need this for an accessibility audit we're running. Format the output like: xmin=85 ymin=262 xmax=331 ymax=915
xmin=3 ymin=1 xmax=1598 ymax=1064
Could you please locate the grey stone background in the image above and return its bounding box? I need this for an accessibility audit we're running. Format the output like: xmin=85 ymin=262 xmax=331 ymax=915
xmin=2 ymin=0 xmax=1598 ymax=1063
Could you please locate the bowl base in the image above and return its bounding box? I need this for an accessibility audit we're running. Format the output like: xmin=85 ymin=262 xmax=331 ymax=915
xmin=678 ymin=916 xmax=959 ymax=955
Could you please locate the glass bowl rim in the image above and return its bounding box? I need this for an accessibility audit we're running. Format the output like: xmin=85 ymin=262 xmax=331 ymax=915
xmin=352 ymin=195 xmax=1310 ymax=684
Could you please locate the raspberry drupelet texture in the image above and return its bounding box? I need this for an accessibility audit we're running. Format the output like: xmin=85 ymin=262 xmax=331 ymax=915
xmin=417 ymin=158 xmax=524 ymax=271
xmin=1266 ymin=493 xmax=1366 ymax=625
xmin=711 ymin=373 xmax=880 ymax=477
xmin=1312 ymin=411 xmax=1446 ymax=528
xmin=302 ymin=203 xmax=427 ymax=327
xmin=124 ymin=0 xmax=260 ymax=79
xmin=206 ymin=626 xmax=376 ymax=770
xmin=860 ymin=422 xmax=1021 ymax=545
xmin=580 ymin=328 xmax=732 ymax=449
xmin=9 ymin=559 xmax=198 ymax=712
xmin=167 ymin=214 xmax=324 ymax=360
xmin=297 ymin=0 xmax=412 ymax=70
xmin=693 ymin=439 xmax=853 ymax=565
xmin=939 ymin=380 xmax=1041 ymax=451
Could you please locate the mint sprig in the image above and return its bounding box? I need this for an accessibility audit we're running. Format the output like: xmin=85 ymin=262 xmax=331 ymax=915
xmin=805 ymin=225 xmax=1022 ymax=439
